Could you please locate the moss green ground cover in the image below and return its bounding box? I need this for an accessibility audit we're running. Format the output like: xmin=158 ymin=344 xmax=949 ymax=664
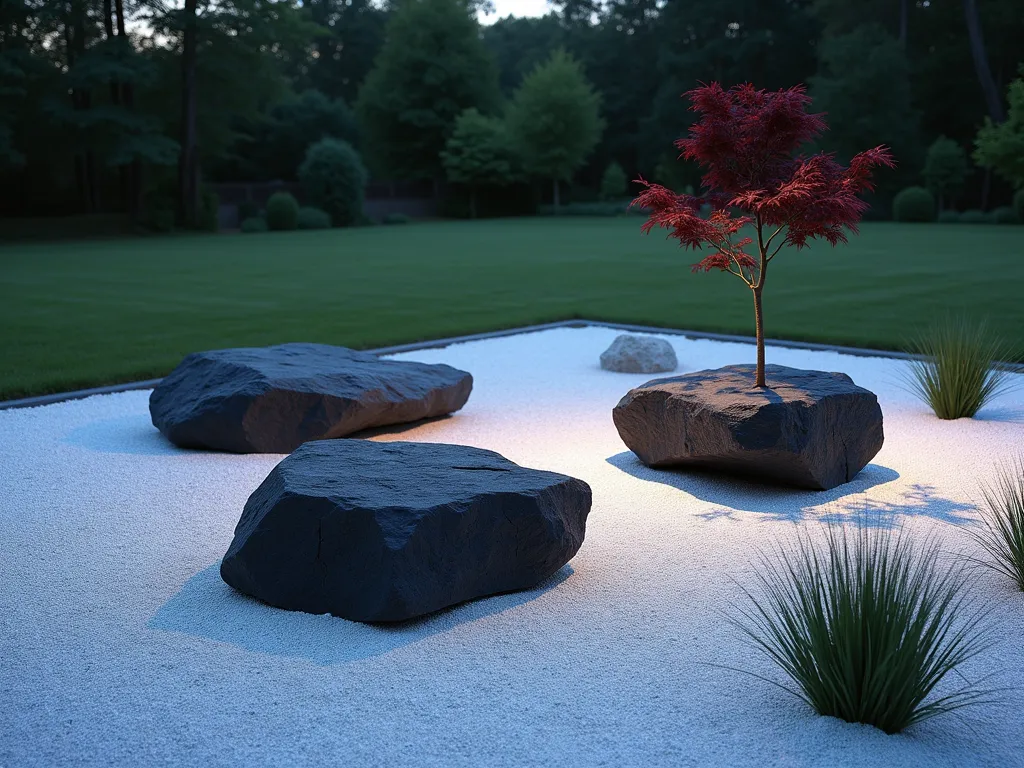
xmin=1 ymin=218 xmax=1022 ymax=399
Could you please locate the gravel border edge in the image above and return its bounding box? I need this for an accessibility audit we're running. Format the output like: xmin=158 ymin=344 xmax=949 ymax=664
xmin=3 ymin=319 xmax=1021 ymax=411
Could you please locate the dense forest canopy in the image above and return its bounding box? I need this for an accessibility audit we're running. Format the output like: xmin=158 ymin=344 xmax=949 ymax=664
xmin=0 ymin=0 xmax=1021 ymax=223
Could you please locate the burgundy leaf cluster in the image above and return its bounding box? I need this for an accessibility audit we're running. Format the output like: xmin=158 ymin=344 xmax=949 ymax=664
xmin=633 ymin=82 xmax=895 ymax=275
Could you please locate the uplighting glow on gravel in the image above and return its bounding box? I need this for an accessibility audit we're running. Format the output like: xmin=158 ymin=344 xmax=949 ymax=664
xmin=2 ymin=327 xmax=1023 ymax=767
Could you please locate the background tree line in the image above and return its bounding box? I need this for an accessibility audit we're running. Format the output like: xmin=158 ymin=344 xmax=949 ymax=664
xmin=1 ymin=0 xmax=1021 ymax=228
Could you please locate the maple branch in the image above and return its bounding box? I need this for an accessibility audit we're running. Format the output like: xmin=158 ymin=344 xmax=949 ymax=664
xmin=763 ymin=224 xmax=786 ymax=252
xmin=717 ymin=236 xmax=754 ymax=288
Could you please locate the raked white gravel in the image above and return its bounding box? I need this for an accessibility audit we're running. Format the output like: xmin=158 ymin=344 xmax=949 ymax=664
xmin=2 ymin=326 xmax=1024 ymax=768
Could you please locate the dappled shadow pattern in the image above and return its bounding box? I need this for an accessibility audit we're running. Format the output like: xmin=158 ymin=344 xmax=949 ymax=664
xmin=607 ymin=450 xmax=900 ymax=522
xmin=605 ymin=450 xmax=976 ymax=527
xmin=815 ymin=485 xmax=978 ymax=529
xmin=149 ymin=562 xmax=573 ymax=666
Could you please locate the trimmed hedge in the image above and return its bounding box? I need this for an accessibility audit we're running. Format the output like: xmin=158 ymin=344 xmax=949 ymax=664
xmin=240 ymin=216 xmax=268 ymax=233
xmin=991 ymin=206 xmax=1019 ymax=224
xmin=265 ymin=192 xmax=300 ymax=231
xmin=381 ymin=212 xmax=411 ymax=225
xmin=959 ymin=209 xmax=989 ymax=224
xmin=296 ymin=206 xmax=332 ymax=230
xmin=937 ymin=210 xmax=961 ymax=223
xmin=892 ymin=186 xmax=936 ymax=222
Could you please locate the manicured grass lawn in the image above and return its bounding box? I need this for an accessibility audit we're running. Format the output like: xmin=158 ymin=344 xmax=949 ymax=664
xmin=1 ymin=218 xmax=1022 ymax=399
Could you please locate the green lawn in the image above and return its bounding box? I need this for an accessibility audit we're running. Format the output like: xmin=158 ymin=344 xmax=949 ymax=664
xmin=1 ymin=218 xmax=1022 ymax=400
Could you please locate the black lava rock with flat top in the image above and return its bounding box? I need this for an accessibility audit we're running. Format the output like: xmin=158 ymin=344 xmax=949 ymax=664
xmin=220 ymin=439 xmax=592 ymax=622
xmin=612 ymin=364 xmax=884 ymax=490
xmin=149 ymin=343 xmax=472 ymax=453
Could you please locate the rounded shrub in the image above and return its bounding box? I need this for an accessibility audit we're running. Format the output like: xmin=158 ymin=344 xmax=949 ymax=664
xmin=298 ymin=138 xmax=368 ymax=227
xmin=382 ymin=212 xmax=411 ymax=225
xmin=238 ymin=200 xmax=261 ymax=221
xmin=240 ymin=216 xmax=268 ymax=233
xmin=1014 ymin=189 xmax=1024 ymax=223
xmin=892 ymin=186 xmax=936 ymax=222
xmin=959 ymin=209 xmax=989 ymax=224
xmin=296 ymin=206 xmax=332 ymax=230
xmin=937 ymin=210 xmax=960 ymax=224
xmin=265 ymin=191 xmax=300 ymax=231
xmin=991 ymin=205 xmax=1019 ymax=224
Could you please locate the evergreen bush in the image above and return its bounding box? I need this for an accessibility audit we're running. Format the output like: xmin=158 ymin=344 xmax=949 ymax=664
xmin=296 ymin=206 xmax=332 ymax=230
xmin=991 ymin=205 xmax=1019 ymax=224
xmin=298 ymin=138 xmax=368 ymax=227
xmin=265 ymin=191 xmax=300 ymax=231
xmin=892 ymin=186 xmax=936 ymax=222
xmin=240 ymin=216 xmax=268 ymax=233
xmin=959 ymin=209 xmax=989 ymax=224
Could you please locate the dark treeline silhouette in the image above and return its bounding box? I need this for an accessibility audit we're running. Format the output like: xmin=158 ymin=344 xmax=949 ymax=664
xmin=0 ymin=0 xmax=1020 ymax=226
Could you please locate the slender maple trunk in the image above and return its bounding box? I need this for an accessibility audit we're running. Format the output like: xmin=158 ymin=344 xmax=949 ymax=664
xmin=752 ymin=284 xmax=766 ymax=388
xmin=469 ymin=185 xmax=477 ymax=219
xmin=753 ymin=223 xmax=769 ymax=388
xmin=963 ymin=0 xmax=1006 ymax=123
xmin=552 ymin=178 xmax=560 ymax=210
xmin=178 ymin=0 xmax=199 ymax=227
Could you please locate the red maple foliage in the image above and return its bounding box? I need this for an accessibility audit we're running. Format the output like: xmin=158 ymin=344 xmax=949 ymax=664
xmin=633 ymin=82 xmax=895 ymax=387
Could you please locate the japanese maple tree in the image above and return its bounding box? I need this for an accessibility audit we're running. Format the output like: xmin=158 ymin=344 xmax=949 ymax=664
xmin=634 ymin=83 xmax=894 ymax=388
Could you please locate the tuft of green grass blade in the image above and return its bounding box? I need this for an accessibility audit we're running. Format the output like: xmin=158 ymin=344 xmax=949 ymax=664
xmin=904 ymin=315 xmax=1014 ymax=419
xmin=730 ymin=523 xmax=996 ymax=734
xmin=970 ymin=456 xmax=1024 ymax=591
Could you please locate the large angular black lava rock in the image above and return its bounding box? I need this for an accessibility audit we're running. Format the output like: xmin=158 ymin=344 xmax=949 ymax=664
xmin=149 ymin=343 xmax=472 ymax=453
xmin=612 ymin=364 xmax=884 ymax=490
xmin=220 ymin=440 xmax=592 ymax=622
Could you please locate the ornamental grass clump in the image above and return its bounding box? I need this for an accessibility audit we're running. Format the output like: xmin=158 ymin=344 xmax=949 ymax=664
xmin=970 ymin=456 xmax=1024 ymax=591
xmin=732 ymin=524 xmax=994 ymax=734
xmin=905 ymin=316 xmax=1013 ymax=419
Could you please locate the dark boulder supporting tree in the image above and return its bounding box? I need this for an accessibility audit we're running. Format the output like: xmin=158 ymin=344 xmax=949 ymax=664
xmin=221 ymin=440 xmax=592 ymax=622
xmin=613 ymin=365 xmax=884 ymax=490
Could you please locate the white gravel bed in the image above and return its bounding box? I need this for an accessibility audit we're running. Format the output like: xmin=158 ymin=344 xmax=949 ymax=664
xmin=2 ymin=326 xmax=1023 ymax=768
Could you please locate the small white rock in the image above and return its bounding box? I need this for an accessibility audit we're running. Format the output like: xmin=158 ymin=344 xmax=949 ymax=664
xmin=599 ymin=334 xmax=678 ymax=373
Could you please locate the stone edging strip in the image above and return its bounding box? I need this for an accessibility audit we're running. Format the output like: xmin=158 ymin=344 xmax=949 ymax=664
xmin=2 ymin=319 xmax=1022 ymax=411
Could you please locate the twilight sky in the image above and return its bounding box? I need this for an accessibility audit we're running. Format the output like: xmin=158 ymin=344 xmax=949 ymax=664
xmin=481 ymin=0 xmax=551 ymax=22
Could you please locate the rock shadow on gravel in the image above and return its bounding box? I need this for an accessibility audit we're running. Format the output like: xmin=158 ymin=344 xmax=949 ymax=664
xmin=148 ymin=562 xmax=573 ymax=666
xmin=604 ymin=451 xmax=973 ymax=526
xmin=63 ymin=414 xmax=187 ymax=456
